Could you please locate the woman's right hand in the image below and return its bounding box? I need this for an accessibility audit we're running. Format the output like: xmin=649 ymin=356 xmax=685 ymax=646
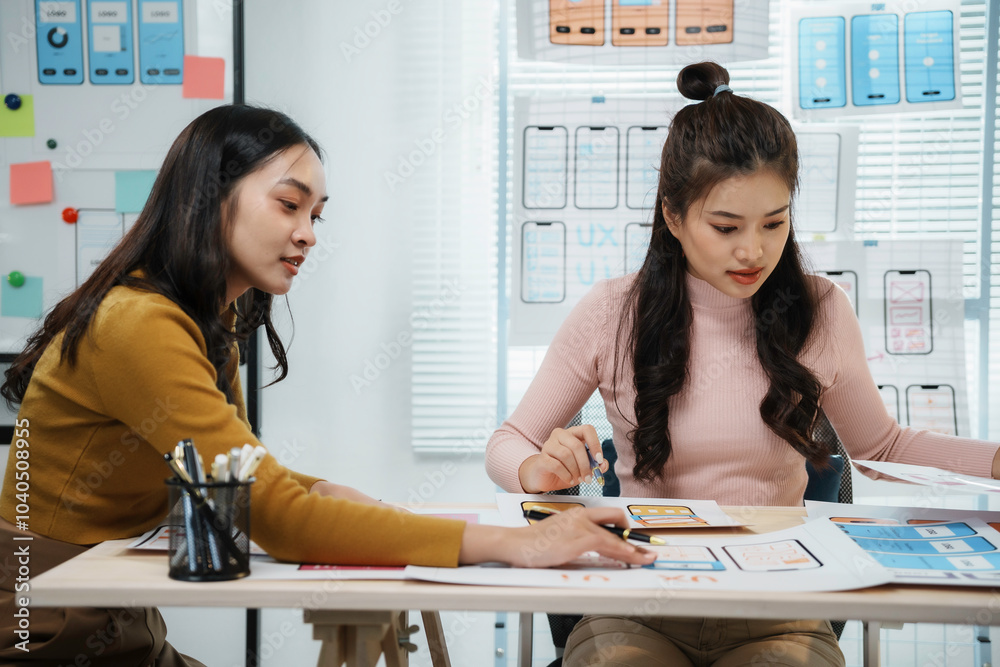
xmin=458 ymin=506 xmax=657 ymax=568
xmin=517 ymin=425 xmax=609 ymax=493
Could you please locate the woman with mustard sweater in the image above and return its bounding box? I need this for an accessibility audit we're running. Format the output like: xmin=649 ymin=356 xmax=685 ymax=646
xmin=0 ymin=105 xmax=654 ymax=665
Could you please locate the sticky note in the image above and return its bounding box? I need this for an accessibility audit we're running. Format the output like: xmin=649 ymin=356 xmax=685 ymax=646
xmin=115 ymin=170 xmax=158 ymax=213
xmin=0 ymin=95 xmax=35 ymax=137
xmin=1 ymin=276 xmax=43 ymax=319
xmin=10 ymin=161 xmax=53 ymax=205
xmin=182 ymin=55 xmax=225 ymax=99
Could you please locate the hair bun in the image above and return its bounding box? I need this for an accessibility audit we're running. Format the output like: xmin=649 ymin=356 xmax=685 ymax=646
xmin=676 ymin=62 xmax=731 ymax=102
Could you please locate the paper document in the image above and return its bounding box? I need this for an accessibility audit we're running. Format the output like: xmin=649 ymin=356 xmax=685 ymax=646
xmin=406 ymin=518 xmax=890 ymax=592
xmin=852 ymin=460 xmax=1000 ymax=494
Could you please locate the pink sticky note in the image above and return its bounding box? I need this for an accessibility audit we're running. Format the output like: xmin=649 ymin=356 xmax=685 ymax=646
xmin=10 ymin=161 xmax=53 ymax=205
xmin=182 ymin=56 xmax=226 ymax=99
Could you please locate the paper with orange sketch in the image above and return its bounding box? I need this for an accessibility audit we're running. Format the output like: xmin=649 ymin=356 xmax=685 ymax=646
xmin=497 ymin=493 xmax=747 ymax=530
xmin=405 ymin=517 xmax=891 ymax=591
xmin=851 ymin=460 xmax=1000 ymax=495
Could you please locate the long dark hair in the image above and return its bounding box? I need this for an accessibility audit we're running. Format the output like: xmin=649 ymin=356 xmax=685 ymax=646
xmin=614 ymin=62 xmax=827 ymax=483
xmin=1 ymin=105 xmax=322 ymax=407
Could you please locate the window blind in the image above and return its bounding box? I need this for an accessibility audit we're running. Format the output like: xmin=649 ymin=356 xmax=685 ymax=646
xmin=407 ymin=2 xmax=499 ymax=452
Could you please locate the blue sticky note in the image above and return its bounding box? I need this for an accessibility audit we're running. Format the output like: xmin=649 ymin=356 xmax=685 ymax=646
xmin=1 ymin=276 xmax=43 ymax=319
xmin=115 ymin=171 xmax=157 ymax=214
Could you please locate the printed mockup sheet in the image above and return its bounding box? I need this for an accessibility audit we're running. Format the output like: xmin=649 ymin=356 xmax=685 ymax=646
xmin=498 ymin=493 xmax=744 ymax=529
xmin=800 ymin=239 xmax=971 ymax=437
xmin=807 ymin=500 xmax=1000 ymax=586
xmin=405 ymin=518 xmax=890 ymax=591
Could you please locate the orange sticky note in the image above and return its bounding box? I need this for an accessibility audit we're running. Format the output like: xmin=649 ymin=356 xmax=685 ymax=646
xmin=10 ymin=161 xmax=54 ymax=205
xmin=182 ymin=56 xmax=226 ymax=99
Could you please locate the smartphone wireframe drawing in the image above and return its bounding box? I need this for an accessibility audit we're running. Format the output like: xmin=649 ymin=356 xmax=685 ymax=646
xmin=675 ymin=0 xmax=734 ymax=46
xmin=851 ymin=13 xmax=900 ymax=107
xmin=624 ymin=223 xmax=652 ymax=274
xmin=795 ymin=132 xmax=840 ymax=233
xmin=574 ymin=126 xmax=620 ymax=210
xmin=903 ymin=10 xmax=956 ymax=103
xmin=550 ymin=0 xmax=605 ymax=46
xmin=817 ymin=270 xmax=858 ymax=315
xmin=625 ymin=126 xmax=666 ymax=210
xmin=87 ymin=0 xmax=135 ymax=84
xmin=878 ymin=384 xmax=900 ymax=423
xmin=138 ymin=0 xmax=185 ymax=85
xmin=522 ymin=126 xmax=569 ymax=210
xmin=612 ymin=0 xmax=668 ymax=47
xmin=36 ymin=0 xmax=85 ymax=84
xmin=798 ymin=16 xmax=847 ymax=109
xmin=884 ymin=269 xmax=933 ymax=355
xmin=521 ymin=221 xmax=566 ymax=304
xmin=905 ymin=384 xmax=958 ymax=436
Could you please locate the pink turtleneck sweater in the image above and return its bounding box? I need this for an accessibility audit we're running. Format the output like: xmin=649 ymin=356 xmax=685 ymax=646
xmin=486 ymin=273 xmax=999 ymax=506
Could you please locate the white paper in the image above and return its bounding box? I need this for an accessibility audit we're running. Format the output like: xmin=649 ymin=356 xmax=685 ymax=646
xmin=851 ymin=460 xmax=1000 ymax=495
xmin=807 ymin=500 xmax=1000 ymax=586
xmin=498 ymin=493 xmax=744 ymax=529
xmin=406 ymin=518 xmax=889 ymax=592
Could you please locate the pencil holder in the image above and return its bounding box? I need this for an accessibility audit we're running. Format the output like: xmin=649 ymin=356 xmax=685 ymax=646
xmin=165 ymin=478 xmax=253 ymax=582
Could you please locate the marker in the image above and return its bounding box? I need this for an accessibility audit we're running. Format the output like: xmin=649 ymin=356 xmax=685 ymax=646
xmin=212 ymin=454 xmax=229 ymax=482
xmin=524 ymin=505 xmax=665 ymax=545
xmin=237 ymin=445 xmax=267 ymax=482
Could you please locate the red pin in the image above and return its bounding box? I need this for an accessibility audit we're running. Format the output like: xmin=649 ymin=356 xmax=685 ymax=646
xmin=62 ymin=207 xmax=78 ymax=224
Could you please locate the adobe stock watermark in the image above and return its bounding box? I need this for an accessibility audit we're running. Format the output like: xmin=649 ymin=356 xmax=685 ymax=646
xmin=383 ymin=75 xmax=498 ymax=192
xmin=340 ymin=0 xmax=404 ymax=62
xmin=51 ymin=82 xmax=157 ymax=178
xmin=349 ymin=279 xmax=462 ymax=394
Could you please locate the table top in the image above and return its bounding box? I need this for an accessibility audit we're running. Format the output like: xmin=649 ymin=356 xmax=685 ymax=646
xmin=28 ymin=506 xmax=1000 ymax=624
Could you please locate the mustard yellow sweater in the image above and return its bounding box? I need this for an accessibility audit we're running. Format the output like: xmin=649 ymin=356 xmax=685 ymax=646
xmin=0 ymin=284 xmax=465 ymax=566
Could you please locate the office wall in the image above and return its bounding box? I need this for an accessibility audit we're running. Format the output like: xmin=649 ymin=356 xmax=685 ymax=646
xmin=245 ymin=1 xmax=501 ymax=664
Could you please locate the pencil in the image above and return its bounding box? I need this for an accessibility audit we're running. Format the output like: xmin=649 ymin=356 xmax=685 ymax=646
xmin=523 ymin=506 xmax=666 ymax=545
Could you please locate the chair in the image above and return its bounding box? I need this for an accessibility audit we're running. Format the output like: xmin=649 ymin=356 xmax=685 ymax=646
xmin=806 ymin=410 xmax=854 ymax=641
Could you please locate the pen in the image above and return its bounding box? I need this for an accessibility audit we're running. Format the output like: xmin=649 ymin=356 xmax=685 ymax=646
xmin=523 ymin=506 xmax=665 ymax=545
xmin=584 ymin=442 xmax=605 ymax=487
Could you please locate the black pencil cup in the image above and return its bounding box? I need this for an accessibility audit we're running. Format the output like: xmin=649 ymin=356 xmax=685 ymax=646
xmin=166 ymin=478 xmax=253 ymax=582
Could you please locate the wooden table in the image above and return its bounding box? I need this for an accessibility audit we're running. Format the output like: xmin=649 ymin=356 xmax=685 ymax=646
xmin=28 ymin=507 xmax=1000 ymax=666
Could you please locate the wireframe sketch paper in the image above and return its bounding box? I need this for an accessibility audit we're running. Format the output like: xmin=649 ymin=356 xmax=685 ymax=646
xmin=497 ymin=493 xmax=746 ymax=529
xmin=851 ymin=460 xmax=1000 ymax=494
xmin=807 ymin=500 xmax=1000 ymax=586
xmin=405 ymin=518 xmax=889 ymax=591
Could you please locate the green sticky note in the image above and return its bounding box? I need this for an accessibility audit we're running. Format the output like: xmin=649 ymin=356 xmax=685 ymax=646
xmin=115 ymin=170 xmax=157 ymax=213
xmin=0 ymin=95 xmax=36 ymax=137
xmin=1 ymin=276 xmax=43 ymax=319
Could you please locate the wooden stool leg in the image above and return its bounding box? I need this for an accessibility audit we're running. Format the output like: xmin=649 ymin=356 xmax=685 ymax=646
xmin=313 ymin=624 xmax=346 ymax=667
xmin=381 ymin=611 xmax=409 ymax=667
xmin=420 ymin=611 xmax=452 ymax=667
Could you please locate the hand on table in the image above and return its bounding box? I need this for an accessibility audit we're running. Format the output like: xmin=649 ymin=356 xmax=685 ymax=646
xmin=459 ymin=506 xmax=656 ymax=568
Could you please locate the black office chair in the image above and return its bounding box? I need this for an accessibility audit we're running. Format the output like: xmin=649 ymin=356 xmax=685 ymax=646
xmin=806 ymin=410 xmax=854 ymax=640
xmin=544 ymin=437 xmax=619 ymax=667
